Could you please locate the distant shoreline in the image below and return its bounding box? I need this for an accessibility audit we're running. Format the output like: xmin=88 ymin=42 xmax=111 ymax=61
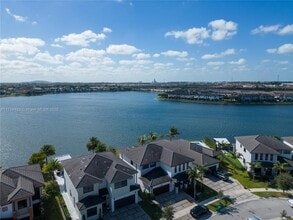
xmin=158 ymin=97 xmax=293 ymax=105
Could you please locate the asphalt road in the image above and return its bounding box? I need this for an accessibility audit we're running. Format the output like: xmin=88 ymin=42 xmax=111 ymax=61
xmin=211 ymin=198 xmax=293 ymax=220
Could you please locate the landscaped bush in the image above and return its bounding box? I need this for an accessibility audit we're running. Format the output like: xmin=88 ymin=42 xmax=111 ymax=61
xmin=203 ymin=137 xmax=217 ymax=149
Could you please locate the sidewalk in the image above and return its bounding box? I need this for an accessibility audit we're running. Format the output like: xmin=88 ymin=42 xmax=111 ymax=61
xmin=249 ymin=188 xmax=293 ymax=194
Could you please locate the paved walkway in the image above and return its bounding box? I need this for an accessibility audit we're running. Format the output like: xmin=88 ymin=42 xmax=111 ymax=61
xmin=54 ymin=173 xmax=80 ymax=220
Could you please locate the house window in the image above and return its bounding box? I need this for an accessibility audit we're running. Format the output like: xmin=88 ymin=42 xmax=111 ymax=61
xmin=87 ymin=207 xmax=97 ymax=217
xmin=2 ymin=206 xmax=8 ymax=212
xmin=265 ymin=154 xmax=268 ymax=161
xmin=150 ymin=162 xmax=156 ymax=168
xmin=178 ymin=165 xmax=181 ymax=172
xmin=243 ymin=158 xmax=246 ymax=164
xmin=18 ymin=199 xmax=27 ymax=209
xmin=244 ymin=148 xmax=246 ymax=152
xmin=260 ymin=153 xmax=263 ymax=160
xmin=283 ymin=150 xmax=291 ymax=154
xmin=255 ymin=154 xmax=258 ymax=160
xmin=183 ymin=163 xmax=186 ymax=170
xmin=240 ymin=144 xmax=242 ymax=148
xmin=83 ymin=185 xmax=94 ymax=194
xmin=70 ymin=190 xmax=72 ymax=196
xmin=174 ymin=166 xmax=177 ymax=173
xmin=270 ymin=154 xmax=274 ymax=161
xmin=142 ymin=164 xmax=149 ymax=170
xmin=130 ymin=160 xmax=133 ymax=165
xmin=114 ymin=180 xmax=127 ymax=189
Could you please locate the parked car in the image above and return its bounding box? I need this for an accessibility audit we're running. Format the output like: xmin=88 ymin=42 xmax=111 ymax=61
xmin=288 ymin=199 xmax=293 ymax=207
xmin=190 ymin=205 xmax=209 ymax=218
xmin=247 ymin=216 xmax=262 ymax=220
xmin=215 ymin=170 xmax=229 ymax=181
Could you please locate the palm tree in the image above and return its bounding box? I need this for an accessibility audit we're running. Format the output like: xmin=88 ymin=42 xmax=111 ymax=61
xmin=87 ymin=137 xmax=99 ymax=153
xmin=138 ymin=135 xmax=147 ymax=146
xmin=40 ymin=144 xmax=56 ymax=164
xmin=148 ymin=131 xmax=158 ymax=142
xmin=168 ymin=126 xmax=180 ymax=140
xmin=273 ymin=161 xmax=288 ymax=174
xmin=249 ymin=161 xmax=262 ymax=181
xmin=28 ymin=152 xmax=46 ymax=166
xmin=43 ymin=159 xmax=62 ymax=179
xmin=186 ymin=166 xmax=200 ymax=200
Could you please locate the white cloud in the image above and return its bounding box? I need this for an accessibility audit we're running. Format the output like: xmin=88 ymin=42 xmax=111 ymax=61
xmin=119 ymin=59 xmax=153 ymax=65
xmin=202 ymin=48 xmax=235 ymax=59
xmin=34 ymin=51 xmax=63 ymax=64
xmin=161 ymin=50 xmax=188 ymax=58
xmin=165 ymin=27 xmax=209 ymax=44
xmin=103 ymin=27 xmax=112 ymax=33
xmin=153 ymin=53 xmax=160 ymax=58
xmin=208 ymin=19 xmax=237 ymax=41
xmin=66 ymin=48 xmax=106 ymax=62
xmin=251 ymin=25 xmax=280 ymax=35
xmin=0 ymin=37 xmax=45 ymax=57
xmin=278 ymin=25 xmax=293 ymax=35
xmin=266 ymin=48 xmax=277 ymax=54
xmin=276 ymin=60 xmax=289 ymax=65
xmin=251 ymin=24 xmax=293 ymax=35
xmin=51 ymin=43 xmax=63 ymax=48
xmin=106 ymin=44 xmax=140 ymax=55
xmin=261 ymin=59 xmax=271 ymax=63
xmin=32 ymin=21 xmax=38 ymax=25
xmin=207 ymin=61 xmax=225 ymax=66
xmin=267 ymin=43 xmax=293 ymax=54
xmin=55 ymin=30 xmax=106 ymax=47
xmin=5 ymin=8 xmax=27 ymax=22
xmin=229 ymin=58 xmax=246 ymax=65
xmin=132 ymin=53 xmax=151 ymax=59
xmin=154 ymin=62 xmax=174 ymax=69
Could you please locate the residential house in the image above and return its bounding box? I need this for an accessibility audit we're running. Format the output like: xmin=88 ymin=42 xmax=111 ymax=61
xmin=61 ymin=151 xmax=139 ymax=220
xmin=120 ymin=139 xmax=219 ymax=195
xmin=0 ymin=164 xmax=44 ymax=220
xmin=282 ymin=136 xmax=293 ymax=173
xmin=235 ymin=135 xmax=293 ymax=175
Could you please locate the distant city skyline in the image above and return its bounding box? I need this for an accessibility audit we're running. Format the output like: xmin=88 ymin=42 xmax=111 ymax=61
xmin=1 ymin=1 xmax=293 ymax=82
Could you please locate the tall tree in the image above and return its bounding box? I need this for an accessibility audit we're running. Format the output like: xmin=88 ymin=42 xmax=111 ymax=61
xmin=86 ymin=137 xmax=107 ymax=153
xmin=186 ymin=166 xmax=200 ymax=200
xmin=43 ymin=159 xmax=62 ymax=179
xmin=138 ymin=135 xmax=148 ymax=146
xmin=168 ymin=127 xmax=180 ymax=140
xmin=275 ymin=172 xmax=293 ymax=192
xmin=28 ymin=152 xmax=46 ymax=166
xmin=249 ymin=161 xmax=262 ymax=181
xmin=148 ymin=131 xmax=158 ymax=142
xmin=40 ymin=144 xmax=56 ymax=164
xmin=273 ymin=161 xmax=288 ymax=174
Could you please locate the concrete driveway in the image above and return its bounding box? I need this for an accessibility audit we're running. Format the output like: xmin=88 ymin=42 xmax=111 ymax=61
xmin=103 ymin=204 xmax=150 ymax=220
xmin=200 ymin=174 xmax=258 ymax=204
xmin=211 ymin=198 xmax=293 ymax=220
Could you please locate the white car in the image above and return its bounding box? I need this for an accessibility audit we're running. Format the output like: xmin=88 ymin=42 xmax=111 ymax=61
xmin=288 ymin=199 xmax=293 ymax=208
xmin=247 ymin=216 xmax=262 ymax=220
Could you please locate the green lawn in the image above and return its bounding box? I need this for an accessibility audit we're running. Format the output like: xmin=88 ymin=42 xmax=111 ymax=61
xmin=220 ymin=153 xmax=268 ymax=188
xmin=44 ymin=196 xmax=64 ymax=220
xmin=207 ymin=198 xmax=233 ymax=212
xmin=139 ymin=200 xmax=162 ymax=220
xmin=252 ymin=191 xmax=293 ymax=198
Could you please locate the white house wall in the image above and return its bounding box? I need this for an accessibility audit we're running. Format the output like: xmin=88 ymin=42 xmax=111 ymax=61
xmin=77 ymin=183 xmax=100 ymax=201
xmin=235 ymin=140 xmax=252 ymax=169
xmin=63 ymin=169 xmax=79 ymax=210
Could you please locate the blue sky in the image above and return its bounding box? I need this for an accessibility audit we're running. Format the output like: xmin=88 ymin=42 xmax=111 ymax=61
xmin=1 ymin=1 xmax=293 ymax=82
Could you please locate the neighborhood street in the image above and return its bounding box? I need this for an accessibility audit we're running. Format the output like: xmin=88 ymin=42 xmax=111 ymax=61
xmin=211 ymin=198 xmax=293 ymax=220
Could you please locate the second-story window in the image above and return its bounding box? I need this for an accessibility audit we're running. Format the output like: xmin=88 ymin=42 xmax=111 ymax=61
xmin=174 ymin=166 xmax=177 ymax=173
xmin=178 ymin=165 xmax=181 ymax=172
xmin=114 ymin=180 xmax=127 ymax=189
xmin=244 ymin=148 xmax=246 ymax=152
xmin=270 ymin=154 xmax=274 ymax=161
xmin=255 ymin=154 xmax=258 ymax=160
xmin=260 ymin=153 xmax=263 ymax=160
xmin=83 ymin=185 xmax=94 ymax=194
xmin=265 ymin=154 xmax=268 ymax=161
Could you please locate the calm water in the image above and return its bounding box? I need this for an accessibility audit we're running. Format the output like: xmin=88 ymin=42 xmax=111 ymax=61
xmin=1 ymin=92 xmax=292 ymax=167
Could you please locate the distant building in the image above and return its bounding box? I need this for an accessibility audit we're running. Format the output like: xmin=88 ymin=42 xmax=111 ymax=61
xmin=0 ymin=164 xmax=44 ymax=220
xmin=61 ymin=152 xmax=139 ymax=220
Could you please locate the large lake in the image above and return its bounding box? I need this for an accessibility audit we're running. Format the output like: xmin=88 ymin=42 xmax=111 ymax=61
xmin=1 ymin=92 xmax=292 ymax=167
